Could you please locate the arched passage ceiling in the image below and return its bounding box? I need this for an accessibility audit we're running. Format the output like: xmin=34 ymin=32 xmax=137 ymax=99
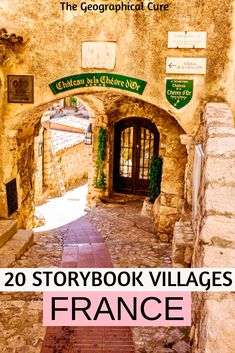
xmin=6 ymin=90 xmax=188 ymax=136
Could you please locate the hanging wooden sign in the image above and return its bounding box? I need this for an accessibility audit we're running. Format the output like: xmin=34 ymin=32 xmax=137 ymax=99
xmin=166 ymin=79 xmax=193 ymax=109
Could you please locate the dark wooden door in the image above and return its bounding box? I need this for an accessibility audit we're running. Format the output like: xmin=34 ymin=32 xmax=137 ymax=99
xmin=113 ymin=118 xmax=159 ymax=195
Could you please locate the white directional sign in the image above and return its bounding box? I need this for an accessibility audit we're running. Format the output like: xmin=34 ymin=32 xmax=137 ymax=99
xmin=166 ymin=58 xmax=207 ymax=74
xmin=168 ymin=32 xmax=207 ymax=49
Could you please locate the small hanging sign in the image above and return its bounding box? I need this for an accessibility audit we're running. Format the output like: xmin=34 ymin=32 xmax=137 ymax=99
xmin=166 ymin=79 xmax=193 ymax=109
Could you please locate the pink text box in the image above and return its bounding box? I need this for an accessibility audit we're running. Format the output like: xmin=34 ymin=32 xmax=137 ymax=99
xmin=43 ymin=291 xmax=191 ymax=326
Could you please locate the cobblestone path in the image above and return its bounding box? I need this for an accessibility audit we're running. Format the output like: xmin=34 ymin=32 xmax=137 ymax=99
xmin=86 ymin=202 xmax=191 ymax=353
xmin=0 ymin=190 xmax=191 ymax=353
xmin=0 ymin=229 xmax=63 ymax=353
xmin=41 ymin=217 xmax=135 ymax=353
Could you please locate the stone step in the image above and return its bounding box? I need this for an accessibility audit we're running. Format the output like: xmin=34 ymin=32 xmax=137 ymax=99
xmin=0 ymin=229 xmax=34 ymax=267
xmin=0 ymin=219 xmax=18 ymax=248
xmin=101 ymin=193 xmax=145 ymax=204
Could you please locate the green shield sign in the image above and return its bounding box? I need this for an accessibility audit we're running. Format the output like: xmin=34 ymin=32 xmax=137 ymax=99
xmin=166 ymin=79 xmax=193 ymax=109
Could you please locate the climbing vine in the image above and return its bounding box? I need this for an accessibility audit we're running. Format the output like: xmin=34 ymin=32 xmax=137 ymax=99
xmin=149 ymin=155 xmax=163 ymax=203
xmin=93 ymin=128 xmax=107 ymax=191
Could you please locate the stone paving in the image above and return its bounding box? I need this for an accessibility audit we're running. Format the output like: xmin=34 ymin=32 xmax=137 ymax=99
xmin=86 ymin=202 xmax=172 ymax=269
xmin=0 ymin=228 xmax=63 ymax=353
xmin=0 ymin=187 xmax=191 ymax=353
xmin=41 ymin=218 xmax=135 ymax=353
xmin=86 ymin=202 xmax=191 ymax=353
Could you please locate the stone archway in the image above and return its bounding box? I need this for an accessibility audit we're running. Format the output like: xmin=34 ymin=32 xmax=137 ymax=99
xmin=1 ymin=91 xmax=188 ymax=243
xmin=0 ymin=95 xmax=95 ymax=228
xmin=86 ymin=93 xmax=188 ymax=242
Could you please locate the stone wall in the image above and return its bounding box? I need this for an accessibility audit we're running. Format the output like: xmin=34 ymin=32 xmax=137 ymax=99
xmin=191 ymin=103 xmax=235 ymax=353
xmin=35 ymin=128 xmax=90 ymax=202
xmin=16 ymin=133 xmax=35 ymax=229
xmin=1 ymin=0 xmax=234 ymax=136
xmin=55 ymin=142 xmax=89 ymax=188
xmin=1 ymin=0 xmax=234 ymax=236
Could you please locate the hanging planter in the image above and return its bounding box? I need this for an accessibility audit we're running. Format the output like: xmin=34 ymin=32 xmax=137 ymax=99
xmin=93 ymin=127 xmax=107 ymax=191
xmin=149 ymin=155 xmax=163 ymax=203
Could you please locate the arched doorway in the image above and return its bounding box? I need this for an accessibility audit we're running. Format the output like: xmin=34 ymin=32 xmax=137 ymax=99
xmin=113 ymin=117 xmax=159 ymax=195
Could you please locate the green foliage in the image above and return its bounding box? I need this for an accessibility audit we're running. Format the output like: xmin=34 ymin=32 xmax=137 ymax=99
xmin=93 ymin=128 xmax=107 ymax=191
xmin=97 ymin=128 xmax=107 ymax=162
xmin=149 ymin=155 xmax=163 ymax=203
xmin=71 ymin=97 xmax=77 ymax=108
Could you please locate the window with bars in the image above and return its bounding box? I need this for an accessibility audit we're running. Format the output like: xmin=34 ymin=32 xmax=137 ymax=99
xmin=6 ymin=179 xmax=18 ymax=216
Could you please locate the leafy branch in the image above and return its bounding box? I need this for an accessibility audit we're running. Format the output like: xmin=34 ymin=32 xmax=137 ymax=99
xmin=149 ymin=155 xmax=163 ymax=203
xmin=93 ymin=128 xmax=107 ymax=191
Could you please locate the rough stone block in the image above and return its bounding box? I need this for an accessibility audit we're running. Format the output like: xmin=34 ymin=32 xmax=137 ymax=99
xmin=205 ymin=157 xmax=235 ymax=184
xmin=0 ymin=220 xmax=18 ymax=248
xmin=201 ymin=215 xmax=235 ymax=246
xmin=171 ymin=196 xmax=184 ymax=209
xmin=205 ymin=137 xmax=235 ymax=157
xmin=161 ymin=181 xmax=184 ymax=196
xmin=159 ymin=206 xmax=179 ymax=215
xmin=207 ymin=126 xmax=235 ymax=137
xmin=204 ymin=184 xmax=235 ymax=216
xmin=202 ymin=246 xmax=235 ymax=267
xmin=12 ymin=230 xmax=34 ymax=259
xmin=0 ymin=229 xmax=34 ymax=267
xmin=198 ymin=299 xmax=235 ymax=353
xmin=205 ymin=114 xmax=234 ymax=128
xmin=0 ymin=193 xmax=8 ymax=219
xmin=204 ymin=104 xmax=234 ymax=129
xmin=172 ymin=221 xmax=193 ymax=268
xmin=158 ymin=211 xmax=179 ymax=242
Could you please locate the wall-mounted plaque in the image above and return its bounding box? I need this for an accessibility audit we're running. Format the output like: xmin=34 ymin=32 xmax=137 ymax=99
xmin=166 ymin=58 xmax=206 ymax=74
xmin=82 ymin=41 xmax=116 ymax=69
xmin=168 ymin=32 xmax=207 ymax=49
xmin=8 ymin=75 xmax=34 ymax=103
xmin=166 ymin=79 xmax=193 ymax=109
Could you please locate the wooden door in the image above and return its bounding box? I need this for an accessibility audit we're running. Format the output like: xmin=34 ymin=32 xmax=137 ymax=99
xmin=113 ymin=118 xmax=159 ymax=195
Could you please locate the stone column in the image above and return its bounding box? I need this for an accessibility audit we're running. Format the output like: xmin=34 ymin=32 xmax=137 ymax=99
xmin=157 ymin=133 xmax=187 ymax=242
xmin=43 ymin=128 xmax=53 ymax=190
xmin=191 ymin=103 xmax=235 ymax=353
xmin=34 ymin=128 xmax=43 ymax=203
xmin=16 ymin=133 xmax=35 ymax=228
xmin=87 ymin=112 xmax=109 ymax=206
